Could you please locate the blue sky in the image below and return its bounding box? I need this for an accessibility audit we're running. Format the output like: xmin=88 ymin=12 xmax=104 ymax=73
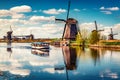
xmin=0 ymin=0 xmax=120 ymax=38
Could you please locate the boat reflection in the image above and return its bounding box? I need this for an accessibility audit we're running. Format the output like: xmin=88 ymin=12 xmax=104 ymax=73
xmin=31 ymin=49 xmax=49 ymax=57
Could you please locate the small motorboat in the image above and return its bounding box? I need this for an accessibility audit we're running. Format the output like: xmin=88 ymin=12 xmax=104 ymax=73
xmin=31 ymin=42 xmax=50 ymax=49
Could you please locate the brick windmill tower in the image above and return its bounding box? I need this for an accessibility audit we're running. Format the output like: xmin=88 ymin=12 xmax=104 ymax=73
xmin=56 ymin=1 xmax=80 ymax=46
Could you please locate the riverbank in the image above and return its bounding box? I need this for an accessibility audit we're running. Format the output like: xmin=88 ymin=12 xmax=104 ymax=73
xmin=89 ymin=40 xmax=120 ymax=49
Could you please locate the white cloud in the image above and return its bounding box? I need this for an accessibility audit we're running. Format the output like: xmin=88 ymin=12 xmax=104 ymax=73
xmin=33 ymin=9 xmax=42 ymax=13
xmin=101 ymin=11 xmax=112 ymax=14
xmin=10 ymin=5 xmax=32 ymax=13
xmin=100 ymin=6 xmax=119 ymax=15
xmin=107 ymin=7 xmax=119 ymax=11
xmin=0 ymin=5 xmax=31 ymax=19
xmin=74 ymin=9 xmax=80 ymax=12
xmin=29 ymin=16 xmax=55 ymax=22
xmin=12 ymin=13 xmax=25 ymax=19
xmin=79 ymin=22 xmax=104 ymax=31
xmin=0 ymin=10 xmax=12 ymax=17
xmin=43 ymin=8 xmax=66 ymax=14
xmin=100 ymin=6 xmax=119 ymax=11
xmin=100 ymin=7 xmax=105 ymax=10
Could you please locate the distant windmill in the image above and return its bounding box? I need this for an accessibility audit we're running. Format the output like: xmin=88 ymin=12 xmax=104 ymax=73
xmin=94 ymin=21 xmax=104 ymax=32
xmin=55 ymin=1 xmax=80 ymax=45
xmin=7 ymin=26 xmax=13 ymax=43
xmin=108 ymin=28 xmax=118 ymax=40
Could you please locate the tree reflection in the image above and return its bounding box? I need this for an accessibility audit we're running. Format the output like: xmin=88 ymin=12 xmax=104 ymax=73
xmin=90 ymin=48 xmax=100 ymax=66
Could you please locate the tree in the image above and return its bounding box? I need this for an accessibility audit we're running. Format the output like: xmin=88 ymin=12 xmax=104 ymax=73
xmin=89 ymin=30 xmax=100 ymax=44
xmin=76 ymin=29 xmax=89 ymax=46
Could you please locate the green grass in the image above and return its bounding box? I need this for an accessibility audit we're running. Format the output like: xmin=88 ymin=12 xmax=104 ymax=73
xmin=102 ymin=42 xmax=120 ymax=45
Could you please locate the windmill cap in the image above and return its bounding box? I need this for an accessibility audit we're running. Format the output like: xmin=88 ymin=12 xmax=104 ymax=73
xmin=66 ymin=18 xmax=78 ymax=24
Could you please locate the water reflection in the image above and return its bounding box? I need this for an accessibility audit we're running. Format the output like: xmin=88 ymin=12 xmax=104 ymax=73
xmin=89 ymin=47 xmax=115 ymax=66
xmin=7 ymin=42 xmax=12 ymax=53
xmin=90 ymin=48 xmax=100 ymax=66
xmin=31 ymin=49 xmax=49 ymax=57
xmin=62 ymin=46 xmax=81 ymax=70
xmin=0 ymin=43 xmax=120 ymax=80
xmin=7 ymin=42 xmax=12 ymax=58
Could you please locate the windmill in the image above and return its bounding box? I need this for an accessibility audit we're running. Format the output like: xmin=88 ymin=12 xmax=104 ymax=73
xmin=7 ymin=26 xmax=13 ymax=43
xmin=108 ymin=28 xmax=118 ymax=40
xmin=94 ymin=21 xmax=104 ymax=32
xmin=55 ymin=1 xmax=80 ymax=46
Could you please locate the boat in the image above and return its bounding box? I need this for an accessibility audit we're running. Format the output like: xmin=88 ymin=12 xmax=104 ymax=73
xmin=31 ymin=42 xmax=50 ymax=49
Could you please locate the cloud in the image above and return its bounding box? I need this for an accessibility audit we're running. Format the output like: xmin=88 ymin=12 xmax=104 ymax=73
xmin=74 ymin=9 xmax=80 ymax=12
xmin=12 ymin=13 xmax=25 ymax=19
xmin=0 ymin=5 xmax=31 ymax=19
xmin=79 ymin=22 xmax=104 ymax=31
xmin=100 ymin=6 xmax=119 ymax=15
xmin=9 ymin=69 xmax=30 ymax=76
xmin=33 ymin=9 xmax=42 ymax=13
xmin=42 ymin=68 xmax=64 ymax=74
xmin=101 ymin=11 xmax=112 ymax=14
xmin=100 ymin=6 xmax=105 ymax=10
xmin=43 ymin=8 xmax=66 ymax=14
xmin=29 ymin=16 xmax=55 ymax=22
xmin=100 ymin=6 xmax=119 ymax=11
xmin=100 ymin=69 xmax=118 ymax=79
xmin=0 ymin=10 xmax=12 ymax=17
xmin=10 ymin=5 xmax=32 ymax=13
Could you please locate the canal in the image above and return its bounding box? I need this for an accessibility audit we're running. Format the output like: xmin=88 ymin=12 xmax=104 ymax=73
xmin=0 ymin=43 xmax=120 ymax=80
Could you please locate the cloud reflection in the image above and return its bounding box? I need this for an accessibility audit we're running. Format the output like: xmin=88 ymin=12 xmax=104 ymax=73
xmin=100 ymin=69 xmax=118 ymax=79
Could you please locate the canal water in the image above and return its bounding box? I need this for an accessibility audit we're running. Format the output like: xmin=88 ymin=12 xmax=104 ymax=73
xmin=0 ymin=43 xmax=120 ymax=80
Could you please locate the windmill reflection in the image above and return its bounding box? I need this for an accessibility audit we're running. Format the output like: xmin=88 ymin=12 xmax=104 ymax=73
xmin=7 ymin=42 xmax=12 ymax=58
xmin=62 ymin=46 xmax=81 ymax=70
xmin=31 ymin=49 xmax=49 ymax=57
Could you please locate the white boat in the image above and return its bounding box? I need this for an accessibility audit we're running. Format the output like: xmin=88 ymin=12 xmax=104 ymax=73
xmin=31 ymin=42 xmax=50 ymax=49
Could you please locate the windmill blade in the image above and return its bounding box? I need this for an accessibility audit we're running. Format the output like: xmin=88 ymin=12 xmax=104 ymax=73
xmin=62 ymin=1 xmax=71 ymax=40
xmin=110 ymin=28 xmax=113 ymax=34
xmin=62 ymin=24 xmax=67 ymax=40
xmin=66 ymin=0 xmax=71 ymax=20
xmin=10 ymin=25 xmax=13 ymax=32
xmin=55 ymin=18 xmax=66 ymax=22
xmin=94 ymin=21 xmax=98 ymax=31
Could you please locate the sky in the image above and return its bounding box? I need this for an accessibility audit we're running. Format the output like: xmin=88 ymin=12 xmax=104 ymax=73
xmin=0 ymin=0 xmax=120 ymax=39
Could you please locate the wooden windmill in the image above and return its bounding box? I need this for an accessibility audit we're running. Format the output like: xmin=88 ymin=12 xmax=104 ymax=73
xmin=108 ymin=28 xmax=117 ymax=40
xmin=55 ymin=1 xmax=80 ymax=45
xmin=7 ymin=26 xmax=13 ymax=42
xmin=94 ymin=21 xmax=104 ymax=32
